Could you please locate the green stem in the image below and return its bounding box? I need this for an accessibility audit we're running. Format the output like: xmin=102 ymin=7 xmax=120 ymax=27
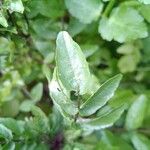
xmin=103 ymin=0 xmax=116 ymax=17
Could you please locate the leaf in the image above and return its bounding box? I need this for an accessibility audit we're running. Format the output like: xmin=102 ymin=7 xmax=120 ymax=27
xmin=117 ymin=43 xmax=141 ymax=73
xmin=78 ymin=105 xmax=125 ymax=130
xmin=56 ymin=31 xmax=91 ymax=95
xmin=31 ymin=83 xmax=43 ymax=102
xmin=117 ymin=43 xmax=136 ymax=54
xmin=49 ymin=68 xmax=78 ymax=117
xmin=79 ymin=74 xmax=122 ymax=117
xmin=5 ymin=0 xmax=24 ymax=13
xmin=31 ymin=18 xmax=59 ymax=40
xmin=98 ymin=6 xmax=148 ymax=43
xmin=138 ymin=0 xmax=150 ymax=4
xmin=96 ymin=130 xmax=134 ymax=150
xmin=40 ymin=0 xmax=65 ymax=19
xmin=108 ymin=90 xmax=135 ymax=109
xmin=0 ymin=11 xmax=8 ymax=27
xmin=118 ymin=55 xmax=137 ymax=73
xmin=2 ymin=142 xmax=15 ymax=150
xmin=81 ymin=44 xmax=99 ymax=58
xmin=0 ymin=124 xmax=13 ymax=141
xmin=20 ymin=100 xmax=35 ymax=112
xmin=65 ymin=0 xmax=103 ymax=24
xmin=139 ymin=5 xmax=150 ymax=23
xmin=125 ymin=95 xmax=147 ymax=130
xmin=67 ymin=18 xmax=87 ymax=37
xmin=0 ymin=118 xmax=24 ymax=135
xmin=131 ymin=133 xmax=150 ymax=150
xmin=27 ymin=0 xmax=65 ymax=19
xmin=26 ymin=106 xmax=50 ymax=134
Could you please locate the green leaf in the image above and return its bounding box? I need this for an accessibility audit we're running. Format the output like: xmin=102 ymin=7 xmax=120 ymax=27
xmin=108 ymin=90 xmax=135 ymax=109
xmin=0 ymin=124 xmax=13 ymax=141
xmin=0 ymin=118 xmax=24 ymax=135
xmin=49 ymin=68 xmax=78 ymax=117
xmin=56 ymin=31 xmax=91 ymax=95
xmin=65 ymin=0 xmax=103 ymax=24
xmin=40 ymin=0 xmax=65 ymax=19
xmin=96 ymin=130 xmax=134 ymax=150
xmin=98 ymin=6 xmax=148 ymax=42
xmin=138 ymin=0 xmax=150 ymax=4
xmin=30 ymin=83 xmax=43 ymax=102
xmin=27 ymin=0 xmax=65 ymax=19
xmin=131 ymin=133 xmax=150 ymax=150
xmin=2 ymin=142 xmax=15 ymax=150
xmin=26 ymin=106 xmax=50 ymax=134
xmin=118 ymin=55 xmax=137 ymax=73
xmin=31 ymin=18 xmax=59 ymax=40
xmin=125 ymin=95 xmax=147 ymax=130
xmin=0 ymin=11 xmax=8 ymax=27
xmin=117 ymin=43 xmax=136 ymax=54
xmin=82 ymin=44 xmax=99 ymax=58
xmin=5 ymin=0 xmax=24 ymax=13
xmin=20 ymin=100 xmax=35 ymax=112
xmin=139 ymin=5 xmax=150 ymax=23
xmin=78 ymin=105 xmax=125 ymax=130
xmin=67 ymin=18 xmax=86 ymax=37
xmin=79 ymin=74 xmax=122 ymax=117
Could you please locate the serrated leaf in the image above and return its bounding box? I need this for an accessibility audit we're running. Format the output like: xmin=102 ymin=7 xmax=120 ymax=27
xmin=99 ymin=6 xmax=148 ymax=43
xmin=0 ymin=11 xmax=8 ymax=27
xmin=131 ymin=133 xmax=150 ymax=150
xmin=0 ymin=124 xmax=13 ymax=141
xmin=31 ymin=83 xmax=43 ymax=102
xmin=138 ymin=0 xmax=150 ymax=4
xmin=65 ymin=0 xmax=103 ymax=24
xmin=78 ymin=105 xmax=125 ymax=130
xmin=79 ymin=74 xmax=122 ymax=117
xmin=49 ymin=68 xmax=78 ymax=116
xmin=125 ymin=95 xmax=147 ymax=130
xmin=56 ymin=31 xmax=91 ymax=95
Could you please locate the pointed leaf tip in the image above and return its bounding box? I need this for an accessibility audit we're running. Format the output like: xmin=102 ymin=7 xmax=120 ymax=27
xmin=79 ymin=74 xmax=123 ymax=116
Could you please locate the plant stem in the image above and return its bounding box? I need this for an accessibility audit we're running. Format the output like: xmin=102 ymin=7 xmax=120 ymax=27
xmin=103 ymin=0 xmax=116 ymax=17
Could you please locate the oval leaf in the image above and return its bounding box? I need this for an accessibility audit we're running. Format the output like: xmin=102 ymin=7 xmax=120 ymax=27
xmin=79 ymin=74 xmax=122 ymax=117
xmin=31 ymin=82 xmax=43 ymax=102
xmin=56 ymin=31 xmax=91 ymax=95
xmin=125 ymin=95 xmax=147 ymax=130
xmin=65 ymin=0 xmax=103 ymax=24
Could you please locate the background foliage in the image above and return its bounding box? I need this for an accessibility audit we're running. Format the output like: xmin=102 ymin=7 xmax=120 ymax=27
xmin=0 ymin=0 xmax=150 ymax=149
